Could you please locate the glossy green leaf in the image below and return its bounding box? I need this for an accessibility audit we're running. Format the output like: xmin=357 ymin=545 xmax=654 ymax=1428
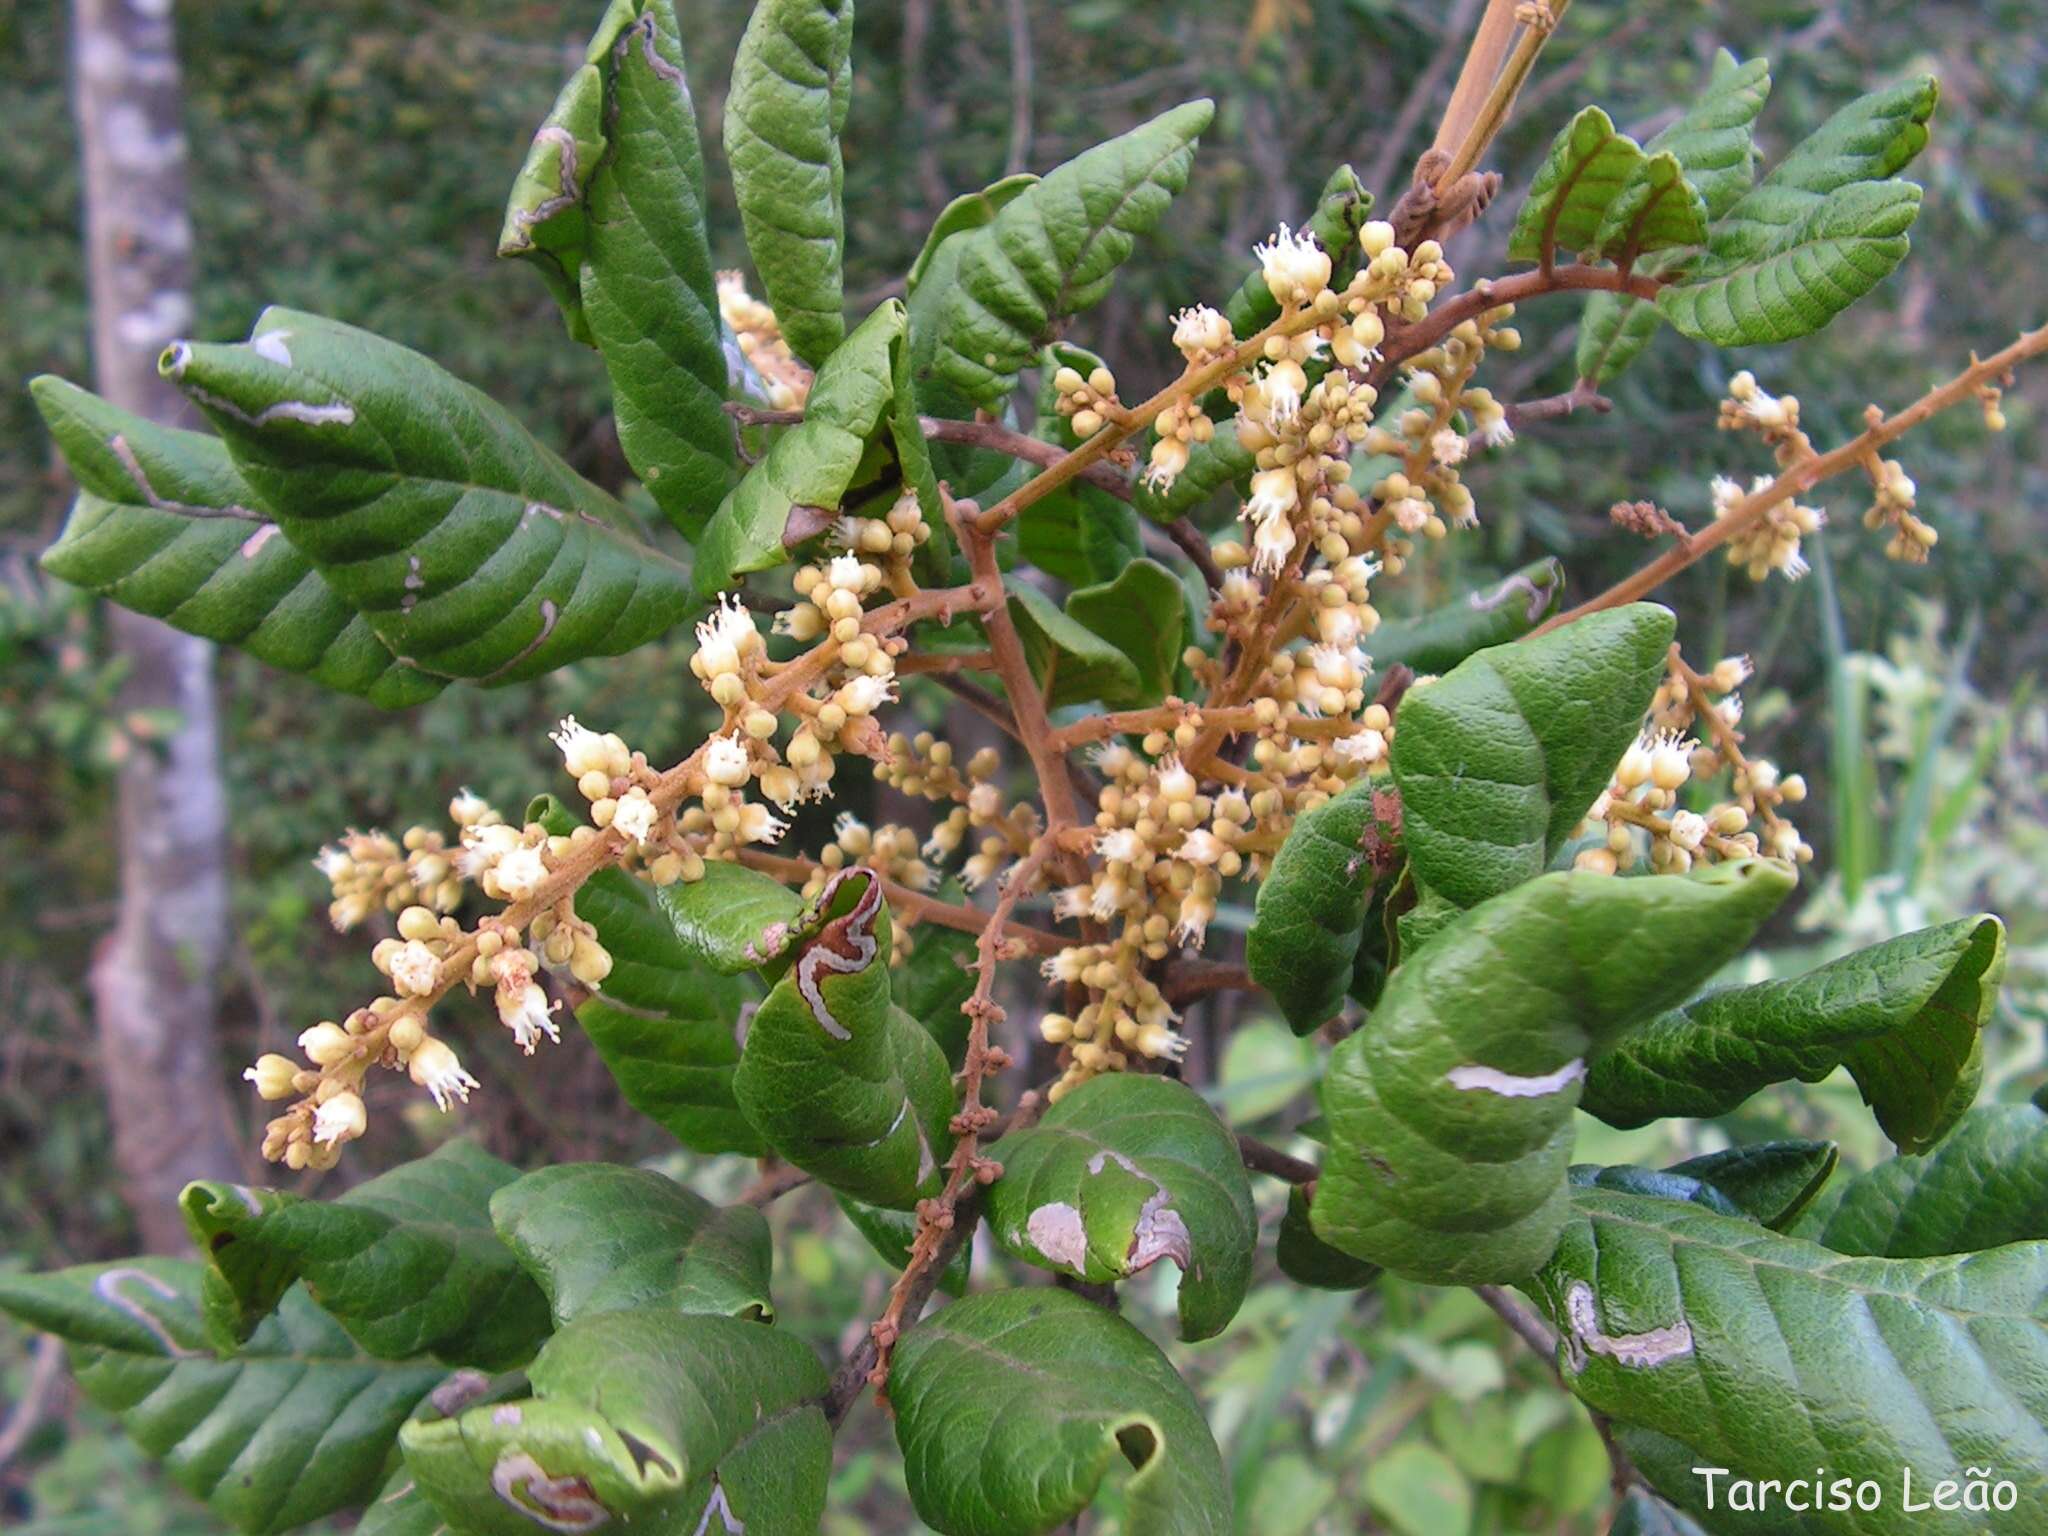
xmin=0 ymin=1261 xmax=445 ymax=1535
xmin=1667 ymin=1140 xmax=1839 ymax=1230
xmin=1277 ymin=1186 xmax=1381 ymax=1291
xmin=1507 ymin=107 xmax=1646 ymax=264
xmin=1567 ymin=1164 xmax=1749 ymax=1221
xmin=178 ymin=1140 xmax=550 ymax=1370
xmin=1583 ymin=914 xmax=2004 ymax=1153
xmin=1247 ymin=778 xmax=1400 ymax=1034
xmin=490 ymin=1163 xmax=774 ymax=1324
xmin=696 ymin=299 xmax=908 ymax=595
xmin=1130 ymin=421 xmax=1255 ymax=523
xmin=1658 ymin=76 xmax=1936 ymax=346
xmin=928 ymin=100 xmax=1213 ymax=412
xmin=401 ymin=1309 xmax=830 ymax=1536
xmin=1573 ymin=52 xmax=1772 ymax=380
xmin=572 ymin=866 xmax=767 ymax=1155
xmin=1819 ymin=1103 xmax=2048 ymax=1257
xmin=1007 ymin=580 xmax=1142 ymax=709
xmin=34 ymin=377 xmax=442 ymax=707
xmin=732 ymin=870 xmax=955 ymax=1207
xmin=906 ymin=174 xmax=1039 ymax=294
xmin=1222 ymin=163 xmax=1372 ymax=337
xmin=1313 ymin=862 xmax=1795 ymax=1284
xmin=1361 ymin=558 xmax=1565 ymax=688
xmin=724 ymin=0 xmax=853 ymax=366
xmin=1593 ymin=151 xmax=1709 ymax=261
xmin=1390 ymin=603 xmax=1674 ymax=910
xmin=629 ymin=858 xmax=808 ymax=977
xmin=1016 ymin=484 xmax=1142 ymax=594
xmin=580 ymin=0 xmax=737 ymax=535
xmin=834 ymin=1193 xmax=969 ymax=1295
xmin=894 ymin=905 xmax=978 ymax=1067
xmin=1527 ymin=1185 xmax=2048 ymax=1535
xmin=165 ymin=309 xmax=696 ymax=682
xmin=1064 ymin=558 xmax=1188 ymax=707
xmin=987 ymin=1074 xmax=1255 ymax=1339
xmin=890 ymin=1288 xmax=1229 ymax=1536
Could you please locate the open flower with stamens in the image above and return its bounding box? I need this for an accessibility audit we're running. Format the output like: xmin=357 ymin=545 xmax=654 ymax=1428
xmin=313 ymin=1091 xmax=367 ymax=1146
xmin=407 ymin=1036 xmax=478 ymax=1111
xmin=493 ymin=954 xmax=560 ymax=1053
xmin=1255 ymin=223 xmax=1332 ymax=306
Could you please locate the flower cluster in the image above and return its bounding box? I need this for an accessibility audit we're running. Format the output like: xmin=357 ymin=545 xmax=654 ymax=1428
xmin=718 ymin=270 xmax=811 ymax=411
xmin=1713 ymin=473 xmax=1826 ymax=581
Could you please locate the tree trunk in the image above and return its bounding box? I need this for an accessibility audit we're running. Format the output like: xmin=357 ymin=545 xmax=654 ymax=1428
xmin=70 ymin=0 xmax=242 ymax=1252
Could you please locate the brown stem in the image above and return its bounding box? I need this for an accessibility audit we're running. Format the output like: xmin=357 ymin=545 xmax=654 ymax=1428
xmin=1237 ymin=1132 xmax=1319 ymax=1185
xmin=735 ymin=848 xmax=1067 ymax=954
xmin=1434 ymin=0 xmax=1575 ymax=192
xmin=738 ymin=1161 xmax=812 ymax=1207
xmin=1475 ymin=1284 xmax=1638 ymax=1500
xmin=1534 ymin=325 xmax=2048 ymax=635
xmin=1161 ymin=958 xmax=1256 ymax=1006
xmin=1163 ymin=517 xmax=1226 ymax=591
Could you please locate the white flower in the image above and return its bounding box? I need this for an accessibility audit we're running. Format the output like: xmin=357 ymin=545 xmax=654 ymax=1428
xmin=407 ymin=1037 xmax=478 ymax=1112
xmin=550 ymin=715 xmax=609 ymax=777
xmin=1156 ymin=755 xmax=1196 ymax=802
xmin=1143 ymin=435 xmax=1190 ymax=492
xmin=1669 ymin=810 xmax=1708 ymax=852
xmin=1096 ymin=828 xmax=1141 ymax=864
xmin=1179 ymin=829 xmax=1224 ymax=865
xmin=1251 ymin=513 xmax=1297 ymax=576
xmin=1173 ymin=893 xmax=1212 ymax=947
xmin=1089 ymin=879 xmax=1123 ymax=921
xmin=836 ymin=673 xmax=896 ymax=716
xmin=494 ymin=844 xmax=549 ymax=900
xmin=1244 ymin=467 xmax=1298 ymax=528
xmin=496 ymin=973 xmax=560 ymax=1054
xmin=828 ymin=553 xmax=866 ymax=592
xmin=1172 ymin=305 xmax=1230 ymax=355
xmin=737 ymin=802 xmax=788 ymax=844
xmin=1432 ymin=428 xmax=1469 ymax=466
xmin=1335 ymin=728 xmax=1388 ymax=765
xmin=388 ymin=940 xmax=442 ymax=998
xmin=611 ymin=788 xmax=658 ymax=845
xmin=314 ymin=845 xmax=349 ymax=881
xmin=1053 ymin=885 xmax=1092 ymax=921
xmin=312 ymin=1091 xmax=366 ymax=1145
xmin=1255 ymin=223 xmax=1332 ymax=305
xmin=1259 ymin=359 xmax=1307 ymax=427
xmin=703 ymin=732 xmax=751 ymax=788
xmin=693 ymin=593 xmax=757 ymax=678
xmin=1478 ymin=417 xmax=1515 ymax=449
xmin=448 ymin=787 xmax=492 ymax=826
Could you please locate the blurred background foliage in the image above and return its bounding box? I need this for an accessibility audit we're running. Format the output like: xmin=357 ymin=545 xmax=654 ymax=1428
xmin=2 ymin=0 xmax=2044 ymax=1530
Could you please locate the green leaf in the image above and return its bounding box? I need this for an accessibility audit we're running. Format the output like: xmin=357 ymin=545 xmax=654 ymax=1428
xmin=178 ymin=1140 xmax=550 ymax=1370
xmin=1593 ymin=151 xmax=1709 ymax=262
xmin=497 ymin=34 xmax=616 ymax=345
xmin=1364 ymin=1442 xmax=1473 ymax=1536
xmin=1390 ymin=603 xmax=1674 ymax=911
xmin=0 ymin=1261 xmax=445 ymax=1535
xmin=572 ymin=866 xmax=767 ymax=1155
xmin=732 ymin=870 xmax=956 ymax=1207
xmin=1247 ymin=778 xmax=1400 ymax=1034
xmin=164 ymin=308 xmax=696 ymax=683
xmin=401 ymin=1309 xmax=830 ymax=1536
xmin=1361 ymin=558 xmax=1565 ymax=688
xmin=1130 ymin=421 xmax=1254 ymax=523
xmin=906 ymin=174 xmax=1040 ymax=294
xmin=1007 ymin=580 xmax=1142 ymax=709
xmin=1017 ymin=350 xmax=1143 ymax=586
xmin=1276 ymin=1186 xmax=1381 ymax=1290
xmin=33 ymin=377 xmax=441 ymax=708
xmin=928 ymin=100 xmax=1213 ymax=412
xmin=490 ymin=1163 xmax=774 ymax=1324
xmin=358 ymin=1469 xmax=454 ymax=1536
xmin=1572 ymin=53 xmax=1772 ymax=380
xmin=1506 ymin=107 xmax=1646 ymax=265
xmin=1582 ymin=915 xmax=2005 ymax=1153
xmin=627 ymin=858 xmax=808 ymax=976
xmin=986 ymin=1074 xmax=1255 ymax=1340
xmin=695 ymin=299 xmax=908 ymax=595
xmin=1610 ymin=1487 xmax=1712 ymax=1536
xmin=1313 ymin=862 xmax=1795 ymax=1284
xmin=580 ymin=0 xmax=737 ymax=536
xmin=1526 ymin=1185 xmax=2048 ymax=1534
xmin=1658 ymin=76 xmax=1937 ymax=346
xmin=1064 ymin=558 xmax=1188 ymax=707
xmin=1666 ymin=1140 xmax=1839 ymax=1230
xmin=833 ymin=1193 xmax=969 ymax=1295
xmin=894 ymin=903 xmax=978 ymax=1067
xmin=724 ymin=0 xmax=854 ymax=367
xmin=1222 ymin=163 xmax=1373 ymax=337
xmin=890 ymin=1288 xmax=1229 ymax=1536
xmin=1818 ymin=1103 xmax=2048 ymax=1257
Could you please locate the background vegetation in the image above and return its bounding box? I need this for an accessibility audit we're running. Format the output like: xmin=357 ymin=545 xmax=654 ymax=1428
xmin=3 ymin=0 xmax=2043 ymax=1530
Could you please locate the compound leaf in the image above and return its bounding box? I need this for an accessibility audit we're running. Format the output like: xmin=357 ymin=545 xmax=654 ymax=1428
xmin=731 ymin=870 xmax=956 ymax=1208
xmin=581 ymin=0 xmax=737 ymax=535
xmin=695 ymin=298 xmax=907 ymax=595
xmin=33 ymin=377 xmax=440 ymax=707
xmin=724 ymin=0 xmax=854 ymax=366
xmin=1507 ymin=107 xmax=1646 ymax=265
xmin=178 ymin=1140 xmax=550 ymax=1371
xmin=891 ymin=1288 xmax=1229 ymax=1536
xmin=1819 ymin=1103 xmax=2048 ymax=1257
xmin=0 ymin=1260 xmax=445 ymax=1536
xmin=490 ymin=1163 xmax=773 ymax=1324
xmin=1247 ymin=779 xmax=1400 ymax=1034
xmin=1313 ymin=862 xmax=1795 ymax=1284
xmin=1390 ymin=603 xmax=1674 ymax=910
xmin=987 ymin=1074 xmax=1255 ymax=1340
xmin=928 ymin=101 xmax=1213 ymax=412
xmin=1582 ymin=914 xmax=2005 ymax=1153
xmin=165 ymin=309 xmax=696 ymax=683
xmin=400 ymin=1309 xmax=829 ymax=1536
xmin=1527 ymin=1185 xmax=2048 ymax=1535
